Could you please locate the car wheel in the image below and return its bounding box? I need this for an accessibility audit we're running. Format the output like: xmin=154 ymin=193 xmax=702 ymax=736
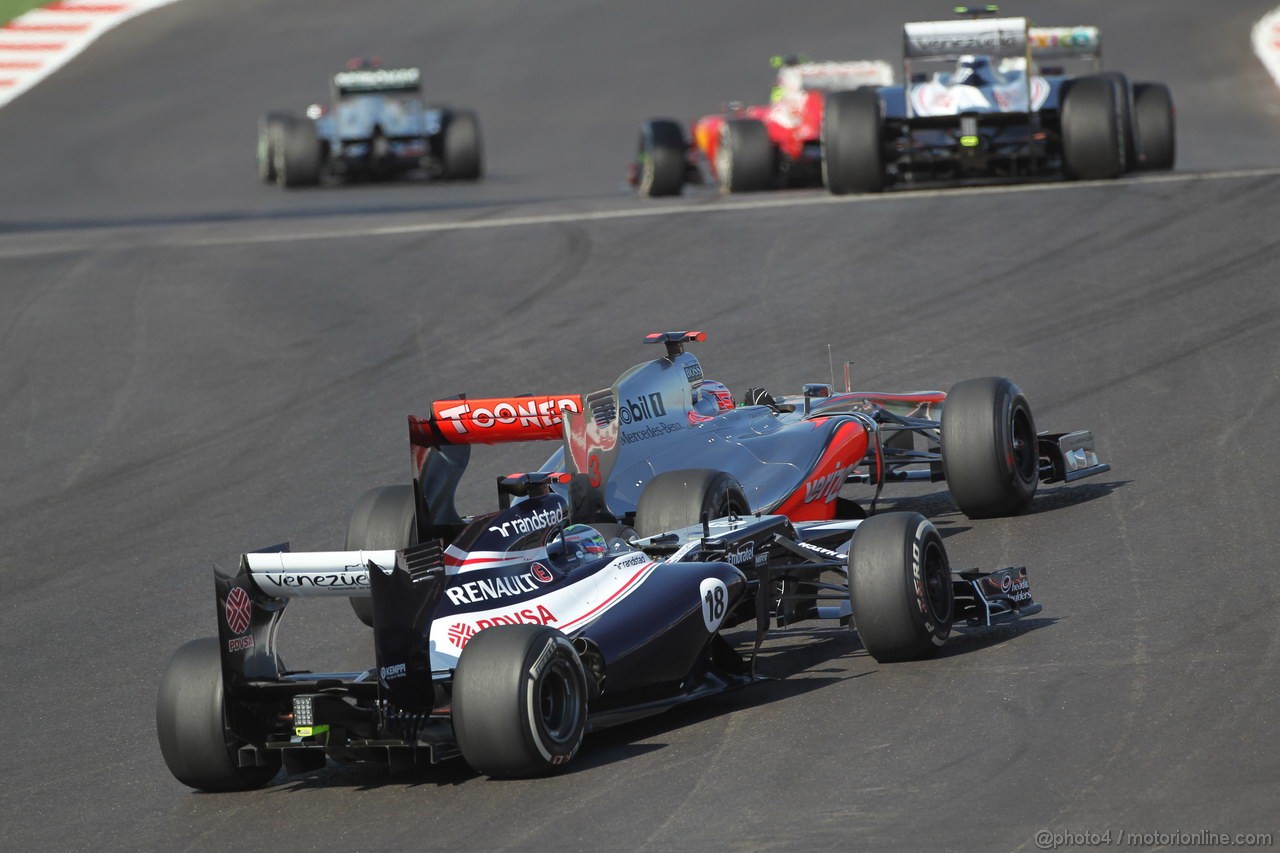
xmin=344 ymin=485 xmax=417 ymax=627
xmin=848 ymin=512 xmax=953 ymax=662
xmin=1098 ymin=72 xmax=1136 ymax=171
xmin=637 ymin=118 xmax=686 ymax=197
xmin=822 ymin=88 xmax=885 ymax=195
xmin=156 ymin=637 xmax=281 ymax=791
xmin=941 ymin=376 xmax=1039 ymax=519
xmin=716 ymin=118 xmax=773 ymax=193
xmin=257 ymin=112 xmax=289 ymax=183
xmin=1061 ymin=74 xmax=1125 ymax=180
xmin=633 ymin=468 xmax=750 ymax=539
xmin=441 ymin=110 xmax=483 ymax=180
xmin=1133 ymin=82 xmax=1175 ymax=170
xmin=452 ymin=624 xmax=588 ymax=777
xmin=274 ymin=116 xmax=321 ymax=187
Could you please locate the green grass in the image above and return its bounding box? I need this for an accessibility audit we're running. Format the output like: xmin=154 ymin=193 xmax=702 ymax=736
xmin=1 ymin=0 xmax=47 ymax=25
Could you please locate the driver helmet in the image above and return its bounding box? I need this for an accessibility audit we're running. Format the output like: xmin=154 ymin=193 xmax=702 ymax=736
xmin=545 ymin=524 xmax=609 ymax=567
xmin=952 ymin=54 xmax=997 ymax=86
xmin=693 ymin=379 xmax=735 ymax=417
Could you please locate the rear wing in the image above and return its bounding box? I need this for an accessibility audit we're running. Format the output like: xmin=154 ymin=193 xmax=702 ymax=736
xmin=776 ymin=60 xmax=894 ymax=95
xmin=903 ymin=16 xmax=1029 ymax=60
xmin=332 ymin=67 xmax=422 ymax=96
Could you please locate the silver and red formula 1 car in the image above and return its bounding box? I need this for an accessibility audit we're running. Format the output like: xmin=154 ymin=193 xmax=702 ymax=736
xmin=156 ymin=331 xmax=1106 ymax=789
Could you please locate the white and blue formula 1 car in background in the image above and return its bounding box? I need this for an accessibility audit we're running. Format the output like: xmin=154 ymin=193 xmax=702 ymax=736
xmin=822 ymin=7 xmax=1176 ymax=194
xmin=257 ymin=61 xmax=482 ymax=188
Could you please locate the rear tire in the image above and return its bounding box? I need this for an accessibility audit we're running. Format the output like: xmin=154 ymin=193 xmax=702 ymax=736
xmin=941 ymin=377 xmax=1039 ymax=519
xmin=848 ymin=513 xmax=953 ymax=662
xmin=633 ymin=468 xmax=750 ymax=539
xmin=345 ymin=485 xmax=417 ymax=627
xmin=441 ymin=110 xmax=483 ymax=180
xmin=156 ymin=638 xmax=280 ymax=791
xmin=822 ymin=88 xmax=885 ymax=195
xmin=274 ymin=116 xmax=321 ymax=187
xmin=637 ymin=118 xmax=686 ymax=197
xmin=1099 ymin=72 xmax=1136 ymax=172
xmin=1060 ymin=74 xmax=1125 ymax=180
xmin=452 ymin=625 xmax=589 ymax=777
xmin=1133 ymin=82 xmax=1175 ymax=170
xmin=716 ymin=119 xmax=773 ymax=193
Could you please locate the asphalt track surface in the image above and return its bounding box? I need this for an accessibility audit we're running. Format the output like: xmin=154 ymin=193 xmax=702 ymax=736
xmin=2 ymin=1 xmax=1279 ymax=850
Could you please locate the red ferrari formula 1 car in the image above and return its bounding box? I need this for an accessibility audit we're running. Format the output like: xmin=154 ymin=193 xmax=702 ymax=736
xmin=630 ymin=58 xmax=894 ymax=196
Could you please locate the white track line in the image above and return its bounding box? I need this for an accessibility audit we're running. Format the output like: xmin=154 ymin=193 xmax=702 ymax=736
xmin=0 ymin=0 xmax=183 ymax=108
xmin=1 ymin=167 xmax=1278 ymax=259
xmin=173 ymin=167 xmax=1280 ymax=248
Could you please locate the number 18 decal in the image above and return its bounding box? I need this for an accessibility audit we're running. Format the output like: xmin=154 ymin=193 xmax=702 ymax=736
xmin=699 ymin=577 xmax=729 ymax=632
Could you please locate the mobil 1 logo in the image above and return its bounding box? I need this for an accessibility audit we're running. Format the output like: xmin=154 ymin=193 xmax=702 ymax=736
xmin=618 ymin=392 xmax=666 ymax=424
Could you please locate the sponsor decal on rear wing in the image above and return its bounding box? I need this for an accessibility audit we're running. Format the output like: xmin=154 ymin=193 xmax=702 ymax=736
xmin=1028 ymin=26 xmax=1101 ymax=60
xmin=410 ymin=395 xmax=584 ymax=446
xmin=332 ymin=67 xmax=421 ymax=95
xmin=903 ymin=16 xmax=1029 ymax=59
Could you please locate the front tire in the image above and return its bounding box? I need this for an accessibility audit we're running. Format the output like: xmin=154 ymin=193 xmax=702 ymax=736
xmin=637 ymin=118 xmax=686 ymax=197
xmin=452 ymin=625 xmax=589 ymax=777
xmin=822 ymin=88 xmax=885 ymax=195
xmin=716 ymin=118 xmax=773 ymax=193
xmin=156 ymin=638 xmax=280 ymax=791
xmin=849 ymin=512 xmax=953 ymax=662
xmin=344 ymin=485 xmax=417 ymax=626
xmin=633 ymin=468 xmax=750 ymax=539
xmin=257 ymin=112 xmax=289 ymax=183
xmin=941 ymin=377 xmax=1039 ymax=519
xmin=441 ymin=110 xmax=483 ymax=180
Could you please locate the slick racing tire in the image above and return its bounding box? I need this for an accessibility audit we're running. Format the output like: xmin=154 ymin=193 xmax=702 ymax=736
xmin=452 ymin=624 xmax=589 ymax=777
xmin=257 ymin=112 xmax=289 ymax=183
xmin=344 ymin=485 xmax=417 ymax=627
xmin=716 ymin=118 xmax=773 ymax=193
xmin=274 ymin=115 xmax=321 ymax=188
xmin=1060 ymin=74 xmax=1125 ymax=180
xmin=848 ymin=512 xmax=953 ymax=663
xmin=637 ymin=118 xmax=686 ymax=197
xmin=1098 ymin=72 xmax=1137 ymax=172
xmin=941 ymin=377 xmax=1039 ymax=519
xmin=156 ymin=637 xmax=281 ymax=791
xmin=1133 ymin=82 xmax=1175 ymax=171
xmin=441 ymin=110 xmax=483 ymax=180
xmin=822 ymin=88 xmax=885 ymax=195
xmin=633 ymin=468 xmax=750 ymax=540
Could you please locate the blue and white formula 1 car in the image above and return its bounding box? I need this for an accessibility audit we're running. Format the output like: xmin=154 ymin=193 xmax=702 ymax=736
xmin=156 ymin=471 xmax=1043 ymax=790
xmin=821 ymin=9 xmax=1175 ymax=193
xmin=257 ymin=62 xmax=482 ymax=188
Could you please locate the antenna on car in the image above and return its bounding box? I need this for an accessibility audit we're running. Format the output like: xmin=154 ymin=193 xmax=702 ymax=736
xmin=827 ymin=344 xmax=835 ymax=388
xmin=643 ymin=330 xmax=707 ymax=360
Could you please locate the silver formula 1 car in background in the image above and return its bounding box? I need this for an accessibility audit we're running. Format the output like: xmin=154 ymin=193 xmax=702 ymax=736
xmin=822 ymin=7 xmax=1176 ymax=193
xmin=257 ymin=60 xmax=483 ymax=188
